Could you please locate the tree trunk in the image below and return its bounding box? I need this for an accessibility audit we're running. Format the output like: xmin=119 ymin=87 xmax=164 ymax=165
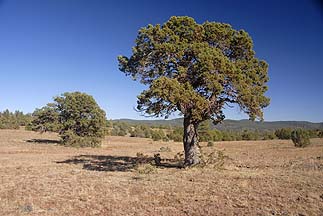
xmin=183 ymin=115 xmax=201 ymax=166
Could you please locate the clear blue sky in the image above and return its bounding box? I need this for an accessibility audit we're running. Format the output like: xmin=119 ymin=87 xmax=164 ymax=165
xmin=0 ymin=0 xmax=322 ymax=122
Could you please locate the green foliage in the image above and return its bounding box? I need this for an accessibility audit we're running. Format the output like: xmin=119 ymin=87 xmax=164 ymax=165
xmin=109 ymin=121 xmax=131 ymax=136
xmin=60 ymin=130 xmax=102 ymax=148
xmin=221 ymin=131 xmax=237 ymax=141
xmin=291 ymin=129 xmax=310 ymax=148
xmin=55 ymin=92 xmax=106 ymax=147
xmin=119 ymin=16 xmax=269 ymax=165
xmin=307 ymin=129 xmax=318 ymax=138
xmin=130 ymin=125 xmax=145 ymax=138
xmin=32 ymin=92 xmax=106 ymax=147
xmin=198 ymin=121 xmax=213 ymax=142
xmin=111 ymin=118 xmax=323 ymax=132
xmin=208 ymin=129 xmax=223 ymax=141
xmin=118 ymin=16 xmax=269 ymax=123
xmin=31 ymin=104 xmax=60 ymax=132
xmin=151 ymin=129 xmax=166 ymax=141
xmin=275 ymin=128 xmax=292 ymax=139
xmin=130 ymin=125 xmax=153 ymax=138
xmin=0 ymin=109 xmax=32 ymax=129
xmin=198 ymin=121 xmax=224 ymax=141
xmin=0 ymin=110 xmax=19 ymax=129
xmin=241 ymin=130 xmax=260 ymax=141
xmin=167 ymin=127 xmax=183 ymax=142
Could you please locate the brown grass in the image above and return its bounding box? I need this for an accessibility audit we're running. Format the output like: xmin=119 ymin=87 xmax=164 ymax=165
xmin=0 ymin=129 xmax=322 ymax=215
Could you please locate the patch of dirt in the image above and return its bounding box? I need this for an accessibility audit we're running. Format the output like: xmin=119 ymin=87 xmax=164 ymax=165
xmin=0 ymin=129 xmax=322 ymax=215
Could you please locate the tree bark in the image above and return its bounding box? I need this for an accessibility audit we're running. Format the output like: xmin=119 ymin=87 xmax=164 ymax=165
xmin=183 ymin=115 xmax=201 ymax=166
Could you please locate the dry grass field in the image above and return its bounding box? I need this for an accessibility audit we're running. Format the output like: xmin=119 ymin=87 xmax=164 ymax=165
xmin=0 ymin=129 xmax=322 ymax=216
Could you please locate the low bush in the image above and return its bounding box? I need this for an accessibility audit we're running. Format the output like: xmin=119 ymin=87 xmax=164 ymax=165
xmin=135 ymin=164 xmax=157 ymax=174
xmin=159 ymin=146 xmax=171 ymax=152
xmin=291 ymin=129 xmax=310 ymax=148
xmin=199 ymin=149 xmax=228 ymax=169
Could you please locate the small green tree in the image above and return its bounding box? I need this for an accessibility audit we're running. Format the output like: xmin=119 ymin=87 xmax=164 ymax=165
xmin=118 ymin=16 xmax=269 ymax=166
xmin=291 ymin=129 xmax=310 ymax=148
xmin=32 ymin=92 xmax=106 ymax=147
xmin=55 ymin=92 xmax=106 ymax=147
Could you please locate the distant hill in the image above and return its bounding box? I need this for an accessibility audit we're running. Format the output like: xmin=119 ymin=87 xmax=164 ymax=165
xmin=112 ymin=118 xmax=323 ymax=131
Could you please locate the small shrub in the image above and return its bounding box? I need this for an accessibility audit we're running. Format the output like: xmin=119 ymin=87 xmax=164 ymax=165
xmin=20 ymin=204 xmax=33 ymax=213
xmin=136 ymin=152 xmax=145 ymax=158
xmin=207 ymin=141 xmax=215 ymax=147
xmin=199 ymin=148 xmax=228 ymax=169
xmin=135 ymin=164 xmax=157 ymax=174
xmin=159 ymin=146 xmax=171 ymax=152
xmin=291 ymin=129 xmax=310 ymax=148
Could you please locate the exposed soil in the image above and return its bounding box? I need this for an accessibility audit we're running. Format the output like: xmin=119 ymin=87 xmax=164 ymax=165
xmin=0 ymin=129 xmax=322 ymax=215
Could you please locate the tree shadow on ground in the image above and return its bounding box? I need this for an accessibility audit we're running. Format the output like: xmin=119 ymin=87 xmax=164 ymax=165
xmin=57 ymin=154 xmax=182 ymax=172
xmin=26 ymin=139 xmax=61 ymax=145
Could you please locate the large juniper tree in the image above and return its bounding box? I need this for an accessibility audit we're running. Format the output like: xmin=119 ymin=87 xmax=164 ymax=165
xmin=118 ymin=16 xmax=269 ymax=166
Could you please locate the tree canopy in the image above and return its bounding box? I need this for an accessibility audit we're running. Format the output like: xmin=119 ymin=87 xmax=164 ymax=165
xmin=118 ymin=16 xmax=270 ymax=165
xmin=118 ymin=16 xmax=270 ymax=124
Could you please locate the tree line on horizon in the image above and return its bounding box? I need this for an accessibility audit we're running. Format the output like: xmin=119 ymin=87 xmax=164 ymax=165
xmin=1 ymin=106 xmax=322 ymax=142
